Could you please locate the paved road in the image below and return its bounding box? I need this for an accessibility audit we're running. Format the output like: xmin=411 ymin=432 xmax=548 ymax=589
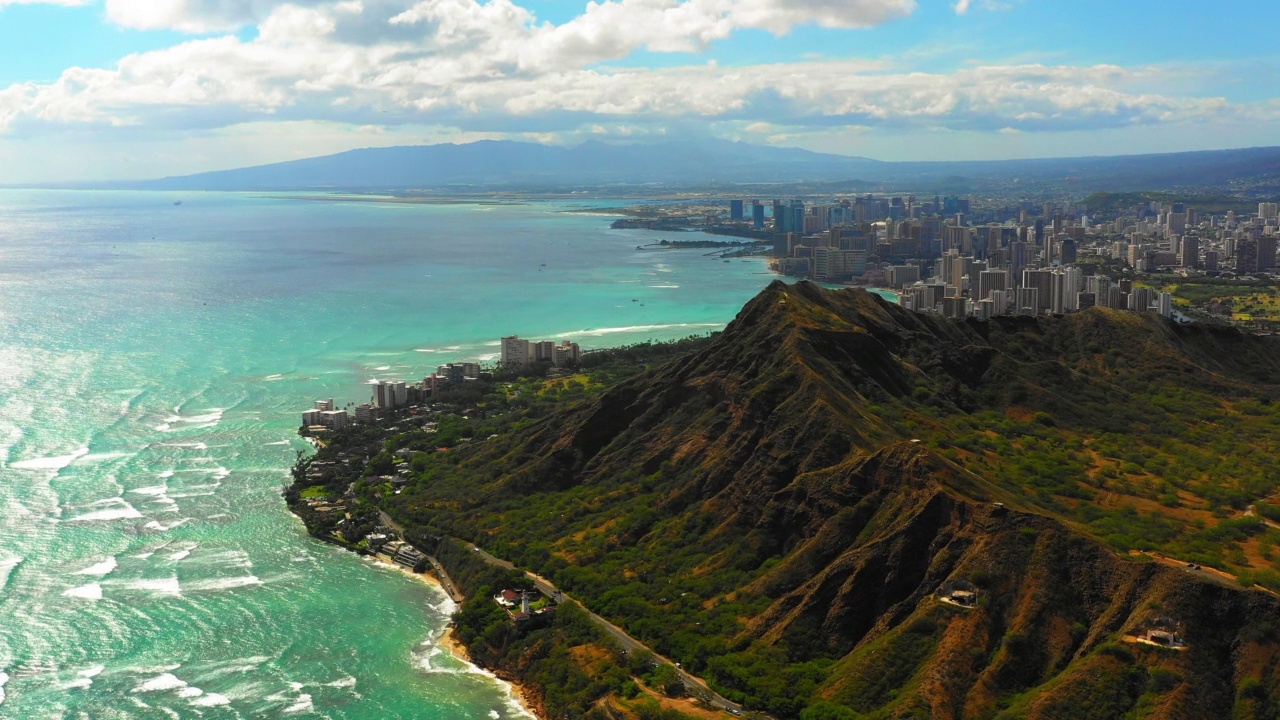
xmin=377 ymin=515 xmax=747 ymax=715
xmin=468 ymin=544 xmax=746 ymax=715
xmin=1244 ymin=505 xmax=1280 ymax=531
xmin=377 ymin=510 xmax=464 ymax=603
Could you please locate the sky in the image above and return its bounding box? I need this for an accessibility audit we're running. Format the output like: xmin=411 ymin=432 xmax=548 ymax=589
xmin=1 ymin=0 xmax=1278 ymax=182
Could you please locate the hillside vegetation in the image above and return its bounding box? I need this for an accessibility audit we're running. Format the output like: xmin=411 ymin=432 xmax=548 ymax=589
xmin=1083 ymin=191 xmax=1262 ymax=214
xmin=306 ymin=282 xmax=1280 ymax=719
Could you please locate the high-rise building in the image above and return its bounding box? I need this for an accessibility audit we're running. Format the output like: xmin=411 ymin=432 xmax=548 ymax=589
xmin=1180 ymin=235 xmax=1200 ymax=268
xmin=1238 ymin=239 xmax=1259 ymax=274
xmin=533 ymin=340 xmax=556 ymax=363
xmin=1009 ymin=241 xmax=1030 ymax=276
xmin=373 ymin=380 xmax=406 ymax=409
xmin=1059 ymin=237 xmax=1077 ymax=266
xmin=977 ymin=268 xmax=1009 ymax=302
xmin=1022 ymin=268 xmax=1054 ymax=311
xmin=553 ymin=341 xmax=581 ymax=367
xmin=1259 ymin=202 xmax=1279 ymax=220
xmin=989 ymin=289 xmax=1009 ymax=316
xmin=1258 ymin=236 xmax=1278 ymax=272
xmin=1107 ymin=287 xmax=1126 ymax=311
xmin=942 ymin=296 xmax=968 ymax=319
xmin=1016 ymin=287 xmax=1040 ymax=316
xmin=319 ymin=410 xmax=350 ymax=430
xmin=730 ymin=200 xmax=744 ymax=221
xmin=1204 ymin=250 xmax=1219 ymax=271
xmin=1131 ymin=287 xmax=1156 ymax=312
xmin=752 ymin=202 xmax=765 ymax=230
xmin=501 ymin=336 xmax=531 ymax=366
xmin=887 ymin=265 xmax=921 ymax=288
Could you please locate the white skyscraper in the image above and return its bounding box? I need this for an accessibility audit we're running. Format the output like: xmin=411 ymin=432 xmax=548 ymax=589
xmin=500 ymin=336 xmax=531 ymax=367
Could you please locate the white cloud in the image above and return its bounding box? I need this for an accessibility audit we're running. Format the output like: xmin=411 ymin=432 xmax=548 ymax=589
xmin=953 ymin=0 xmax=1020 ymax=14
xmin=0 ymin=0 xmax=1276 ymax=183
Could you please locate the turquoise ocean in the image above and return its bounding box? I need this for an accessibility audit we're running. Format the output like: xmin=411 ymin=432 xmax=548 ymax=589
xmin=0 ymin=191 xmax=783 ymax=719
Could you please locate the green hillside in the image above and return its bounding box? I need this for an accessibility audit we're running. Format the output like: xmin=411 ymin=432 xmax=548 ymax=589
xmin=293 ymin=282 xmax=1280 ymax=719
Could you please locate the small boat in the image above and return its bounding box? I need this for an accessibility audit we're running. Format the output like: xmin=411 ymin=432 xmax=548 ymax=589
xmin=632 ymin=299 xmax=639 ymax=302
xmin=173 ymin=201 xmax=182 ymax=206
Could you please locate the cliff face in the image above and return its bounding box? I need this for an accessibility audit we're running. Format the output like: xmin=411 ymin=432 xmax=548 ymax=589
xmin=389 ymin=281 xmax=1280 ymax=718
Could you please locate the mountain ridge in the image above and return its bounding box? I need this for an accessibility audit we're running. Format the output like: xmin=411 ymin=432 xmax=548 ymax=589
xmin=354 ymin=281 xmax=1280 ymax=717
xmin=118 ymin=140 xmax=1280 ymax=191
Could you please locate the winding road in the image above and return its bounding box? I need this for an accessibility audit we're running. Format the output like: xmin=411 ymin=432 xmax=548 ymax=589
xmin=467 ymin=544 xmax=746 ymax=715
xmin=376 ymin=509 xmax=747 ymax=715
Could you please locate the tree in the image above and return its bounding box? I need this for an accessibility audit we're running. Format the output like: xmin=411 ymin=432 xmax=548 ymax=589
xmin=650 ymin=663 xmax=683 ymax=697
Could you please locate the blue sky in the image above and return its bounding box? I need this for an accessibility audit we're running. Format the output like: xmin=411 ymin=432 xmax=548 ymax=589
xmin=0 ymin=0 xmax=1277 ymax=182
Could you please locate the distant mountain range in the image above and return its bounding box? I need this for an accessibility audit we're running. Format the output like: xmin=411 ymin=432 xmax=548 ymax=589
xmin=129 ymin=139 xmax=1280 ymax=193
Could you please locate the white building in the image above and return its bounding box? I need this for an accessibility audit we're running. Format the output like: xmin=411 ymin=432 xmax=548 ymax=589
xmin=501 ymin=336 xmax=531 ymax=367
xmin=374 ymin=380 xmax=407 ymax=409
xmin=320 ymin=410 xmax=350 ymax=430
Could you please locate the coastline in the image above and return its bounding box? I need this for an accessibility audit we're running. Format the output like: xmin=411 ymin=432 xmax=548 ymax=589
xmin=436 ymin=625 xmax=540 ymax=720
xmin=265 ymin=194 xmax=527 ymax=206
xmin=363 ymin=554 xmax=542 ymax=719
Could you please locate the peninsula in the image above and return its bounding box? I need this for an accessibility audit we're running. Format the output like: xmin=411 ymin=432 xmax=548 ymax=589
xmin=288 ymin=282 xmax=1280 ymax=720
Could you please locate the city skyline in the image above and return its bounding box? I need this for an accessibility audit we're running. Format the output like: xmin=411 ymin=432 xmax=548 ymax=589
xmin=2 ymin=0 xmax=1279 ymax=182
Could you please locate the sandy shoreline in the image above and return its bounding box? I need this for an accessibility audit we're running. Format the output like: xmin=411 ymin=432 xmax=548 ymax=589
xmin=365 ymin=556 xmax=541 ymax=719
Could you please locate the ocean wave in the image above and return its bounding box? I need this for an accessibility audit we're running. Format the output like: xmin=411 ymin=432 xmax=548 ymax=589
xmin=81 ymin=451 xmax=136 ymax=462
xmin=73 ymin=557 xmax=118 ymax=576
xmin=67 ymin=500 xmax=142 ymax=523
xmin=554 ymin=322 xmax=722 ymax=339
xmin=282 ymin=694 xmax=313 ymax=713
xmin=144 ymin=519 xmax=191 ymax=532
xmin=0 ymin=556 xmax=22 ymax=592
xmin=191 ymin=692 xmax=230 ymax=706
xmin=133 ymin=673 xmax=187 ymax=693
xmin=167 ymin=550 xmax=191 ymax=562
xmin=0 ymin=670 xmax=8 ymax=707
xmin=415 ymin=638 xmax=534 ymax=718
xmin=184 ymin=576 xmax=261 ymax=592
xmin=9 ymin=447 xmax=89 ymax=471
xmin=62 ymin=582 xmax=103 ymax=601
xmin=156 ymin=409 xmax=224 ymax=433
xmin=191 ymin=655 xmax=273 ymax=680
xmin=130 ymin=485 xmax=169 ymax=496
xmin=162 ymin=442 xmax=208 ymax=451
xmin=124 ymin=577 xmax=181 ymax=595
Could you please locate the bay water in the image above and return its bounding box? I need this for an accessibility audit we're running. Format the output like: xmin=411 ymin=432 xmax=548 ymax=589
xmin=0 ymin=191 xmax=777 ymax=718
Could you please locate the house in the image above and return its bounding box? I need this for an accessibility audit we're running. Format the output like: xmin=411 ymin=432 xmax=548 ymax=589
xmin=493 ymin=588 xmax=557 ymax=628
xmin=1144 ymin=629 xmax=1183 ymax=648
xmin=938 ymin=586 xmax=978 ymax=609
